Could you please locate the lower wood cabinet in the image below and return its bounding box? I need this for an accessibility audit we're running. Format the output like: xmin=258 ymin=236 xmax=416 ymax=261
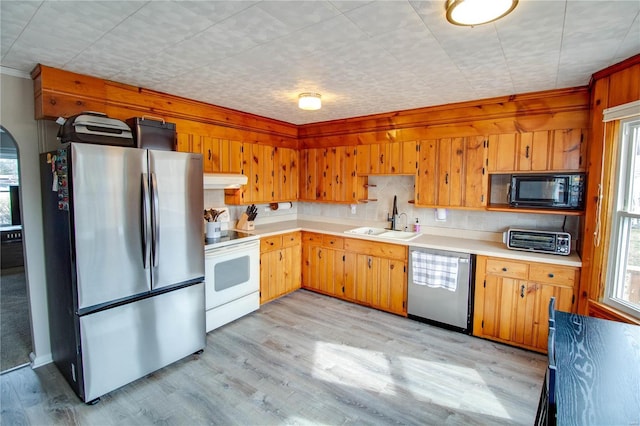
xmin=260 ymin=232 xmax=301 ymax=304
xmin=302 ymin=232 xmax=408 ymax=316
xmin=473 ymin=255 xmax=579 ymax=353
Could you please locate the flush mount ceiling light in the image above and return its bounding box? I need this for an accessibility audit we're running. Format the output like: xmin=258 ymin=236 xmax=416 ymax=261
xmin=446 ymin=0 xmax=518 ymax=26
xmin=298 ymin=93 xmax=322 ymax=110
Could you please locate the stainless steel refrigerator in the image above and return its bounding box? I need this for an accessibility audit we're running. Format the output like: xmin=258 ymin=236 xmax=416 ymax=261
xmin=40 ymin=142 xmax=205 ymax=403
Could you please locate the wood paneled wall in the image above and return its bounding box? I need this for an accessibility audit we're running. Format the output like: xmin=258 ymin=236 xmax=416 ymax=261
xmin=298 ymin=88 xmax=589 ymax=148
xmin=31 ymin=64 xmax=298 ymax=149
xmin=578 ymin=54 xmax=640 ymax=321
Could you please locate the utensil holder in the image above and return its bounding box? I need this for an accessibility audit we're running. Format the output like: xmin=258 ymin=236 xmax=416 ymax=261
xmin=236 ymin=213 xmax=255 ymax=230
xmin=206 ymin=221 xmax=221 ymax=238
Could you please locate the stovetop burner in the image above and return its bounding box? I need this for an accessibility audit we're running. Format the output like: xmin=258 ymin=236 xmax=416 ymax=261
xmin=204 ymin=230 xmax=258 ymax=249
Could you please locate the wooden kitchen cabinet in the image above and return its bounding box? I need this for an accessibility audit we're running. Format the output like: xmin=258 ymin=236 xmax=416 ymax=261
xmin=301 ymin=232 xmax=407 ymax=316
xmin=487 ymin=129 xmax=585 ymax=173
xmin=274 ymin=146 xmax=298 ymax=202
xmin=473 ymin=255 xmax=579 ymax=353
xmin=415 ymin=136 xmax=488 ymax=208
xmin=301 ymin=232 xmax=345 ymax=297
xmin=356 ymin=141 xmax=417 ymax=176
xmin=298 ymin=146 xmax=364 ymax=203
xmin=260 ymin=232 xmax=301 ymax=304
xmin=343 ymin=237 xmax=407 ymax=316
xmin=176 ymin=132 xmax=202 ymax=154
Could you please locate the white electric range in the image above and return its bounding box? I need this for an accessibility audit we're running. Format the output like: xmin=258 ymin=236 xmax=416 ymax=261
xmin=204 ymin=230 xmax=260 ymax=332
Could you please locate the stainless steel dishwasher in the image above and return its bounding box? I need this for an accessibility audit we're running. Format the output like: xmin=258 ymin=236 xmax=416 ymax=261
xmin=407 ymin=246 xmax=474 ymax=334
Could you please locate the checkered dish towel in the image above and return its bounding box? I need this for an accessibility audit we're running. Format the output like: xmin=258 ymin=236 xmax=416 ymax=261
xmin=411 ymin=251 xmax=459 ymax=291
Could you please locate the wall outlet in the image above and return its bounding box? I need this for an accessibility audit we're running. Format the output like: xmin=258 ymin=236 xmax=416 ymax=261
xmin=350 ymin=204 xmax=357 ymax=214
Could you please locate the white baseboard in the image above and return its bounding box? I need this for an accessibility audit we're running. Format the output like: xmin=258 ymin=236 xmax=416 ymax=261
xmin=29 ymin=351 xmax=53 ymax=369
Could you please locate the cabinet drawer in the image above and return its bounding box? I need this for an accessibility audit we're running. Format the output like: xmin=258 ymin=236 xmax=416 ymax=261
xmin=485 ymin=258 xmax=529 ymax=279
xmin=322 ymin=235 xmax=344 ymax=249
xmin=344 ymin=238 xmax=407 ymax=261
xmin=529 ymin=264 xmax=577 ymax=286
xmin=282 ymin=232 xmax=301 ymax=248
xmin=261 ymin=235 xmax=282 ymax=252
xmin=302 ymin=232 xmax=322 ymax=244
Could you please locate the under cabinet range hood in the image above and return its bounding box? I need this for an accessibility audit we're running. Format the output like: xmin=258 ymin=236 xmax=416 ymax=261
xmin=203 ymin=173 xmax=248 ymax=189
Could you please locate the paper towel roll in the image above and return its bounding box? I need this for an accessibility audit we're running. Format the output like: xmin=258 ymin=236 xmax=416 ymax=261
xmin=269 ymin=202 xmax=293 ymax=211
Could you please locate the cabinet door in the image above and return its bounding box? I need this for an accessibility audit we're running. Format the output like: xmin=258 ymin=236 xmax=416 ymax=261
xmin=285 ymin=244 xmax=302 ymax=294
xmin=479 ymin=274 xmax=520 ymax=341
xmin=227 ymin=140 xmax=243 ymax=173
xmin=487 ymin=133 xmax=517 ymax=172
xmin=441 ymin=137 xmax=464 ymax=207
xmin=355 ymin=254 xmax=376 ymax=305
xmin=343 ymin=146 xmax=358 ymax=203
xmin=369 ymin=144 xmax=382 ymax=175
xmin=385 ymin=142 xmax=402 ymax=174
xmin=275 ymin=147 xmax=297 ymax=202
xmin=202 ymin=136 xmax=222 ymax=173
xmin=400 ymin=140 xmax=417 ymax=174
xmin=550 ymin=128 xmax=584 ymax=171
xmin=317 ymin=148 xmax=330 ymax=201
xmin=243 ymin=143 xmax=259 ymax=203
xmin=260 ymin=250 xmax=276 ymax=304
xmin=376 ymin=258 xmax=406 ymax=315
xmin=262 ymin=145 xmax=275 ymax=203
xmin=356 ymin=144 xmax=371 ymax=176
xmin=518 ymin=131 xmax=550 ymax=171
xmin=176 ymin=132 xmax=202 ymax=154
xmin=343 ymin=252 xmax=357 ymax=300
xmin=464 ymin=136 xmax=488 ymax=207
xmin=416 ymin=139 xmax=438 ymax=206
xmin=299 ymin=149 xmax=317 ymax=201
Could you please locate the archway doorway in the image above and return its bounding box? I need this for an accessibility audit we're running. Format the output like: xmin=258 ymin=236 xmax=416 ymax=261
xmin=0 ymin=125 xmax=32 ymax=372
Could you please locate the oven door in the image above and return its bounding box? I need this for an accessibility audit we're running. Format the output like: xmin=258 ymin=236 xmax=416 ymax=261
xmin=205 ymin=240 xmax=260 ymax=310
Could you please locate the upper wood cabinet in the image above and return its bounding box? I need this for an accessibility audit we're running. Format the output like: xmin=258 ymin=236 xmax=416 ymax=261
xmin=274 ymin=147 xmax=298 ymax=202
xmin=415 ymin=136 xmax=488 ymax=208
xmin=356 ymin=141 xmax=417 ymax=175
xmin=299 ymin=146 xmax=365 ymax=204
xmin=176 ymin=132 xmax=202 ymax=154
xmin=299 ymin=148 xmax=318 ymax=201
xmin=487 ymin=129 xmax=585 ymax=173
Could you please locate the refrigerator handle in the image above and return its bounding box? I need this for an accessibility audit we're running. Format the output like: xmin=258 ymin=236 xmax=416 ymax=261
xmin=150 ymin=172 xmax=160 ymax=267
xmin=141 ymin=173 xmax=151 ymax=269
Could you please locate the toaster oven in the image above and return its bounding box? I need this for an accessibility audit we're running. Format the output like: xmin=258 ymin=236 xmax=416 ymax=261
xmin=504 ymin=228 xmax=571 ymax=256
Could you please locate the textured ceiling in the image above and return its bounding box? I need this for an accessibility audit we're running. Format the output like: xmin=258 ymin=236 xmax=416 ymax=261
xmin=1 ymin=1 xmax=639 ymax=125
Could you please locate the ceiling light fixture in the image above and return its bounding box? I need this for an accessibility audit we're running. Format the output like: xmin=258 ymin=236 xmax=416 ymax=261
xmin=445 ymin=0 xmax=518 ymax=26
xmin=298 ymin=93 xmax=322 ymax=110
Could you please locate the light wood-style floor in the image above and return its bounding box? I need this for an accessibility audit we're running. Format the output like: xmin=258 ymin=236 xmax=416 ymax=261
xmin=1 ymin=290 xmax=546 ymax=425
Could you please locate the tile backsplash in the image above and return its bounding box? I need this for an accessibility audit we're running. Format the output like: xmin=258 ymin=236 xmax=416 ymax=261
xmin=206 ymin=174 xmax=580 ymax=239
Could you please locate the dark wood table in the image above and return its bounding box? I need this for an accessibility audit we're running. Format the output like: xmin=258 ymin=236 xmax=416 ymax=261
xmin=554 ymin=311 xmax=640 ymax=425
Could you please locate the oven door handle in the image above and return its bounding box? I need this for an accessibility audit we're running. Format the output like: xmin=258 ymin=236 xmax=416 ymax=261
xmin=205 ymin=240 xmax=259 ymax=257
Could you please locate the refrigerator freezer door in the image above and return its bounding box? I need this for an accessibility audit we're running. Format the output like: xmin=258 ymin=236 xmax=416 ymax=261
xmin=71 ymin=144 xmax=151 ymax=311
xmin=148 ymin=150 xmax=204 ymax=290
xmin=79 ymin=283 xmax=205 ymax=402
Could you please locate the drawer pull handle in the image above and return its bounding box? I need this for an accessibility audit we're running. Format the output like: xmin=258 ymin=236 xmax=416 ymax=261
xmin=502 ymin=267 xmax=508 ymax=272
xmin=548 ymin=273 xmax=554 ymax=278
xmin=520 ymin=284 xmax=525 ymax=298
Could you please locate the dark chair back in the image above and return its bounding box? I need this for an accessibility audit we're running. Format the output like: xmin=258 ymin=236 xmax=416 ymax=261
xmin=548 ymin=296 xmax=556 ymax=329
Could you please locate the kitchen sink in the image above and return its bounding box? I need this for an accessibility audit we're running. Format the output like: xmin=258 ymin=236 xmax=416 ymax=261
xmin=345 ymin=227 xmax=421 ymax=241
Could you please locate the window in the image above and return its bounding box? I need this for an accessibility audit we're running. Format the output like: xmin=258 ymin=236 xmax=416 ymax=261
xmin=606 ymin=116 xmax=640 ymax=317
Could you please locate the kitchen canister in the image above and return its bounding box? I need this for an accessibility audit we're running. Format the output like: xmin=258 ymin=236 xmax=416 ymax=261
xmin=206 ymin=221 xmax=221 ymax=239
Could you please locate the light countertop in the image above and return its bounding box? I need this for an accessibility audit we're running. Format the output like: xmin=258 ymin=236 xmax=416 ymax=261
xmin=241 ymin=220 xmax=582 ymax=267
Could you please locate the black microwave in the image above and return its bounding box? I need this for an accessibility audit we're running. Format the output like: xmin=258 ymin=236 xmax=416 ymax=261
xmin=509 ymin=173 xmax=584 ymax=210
